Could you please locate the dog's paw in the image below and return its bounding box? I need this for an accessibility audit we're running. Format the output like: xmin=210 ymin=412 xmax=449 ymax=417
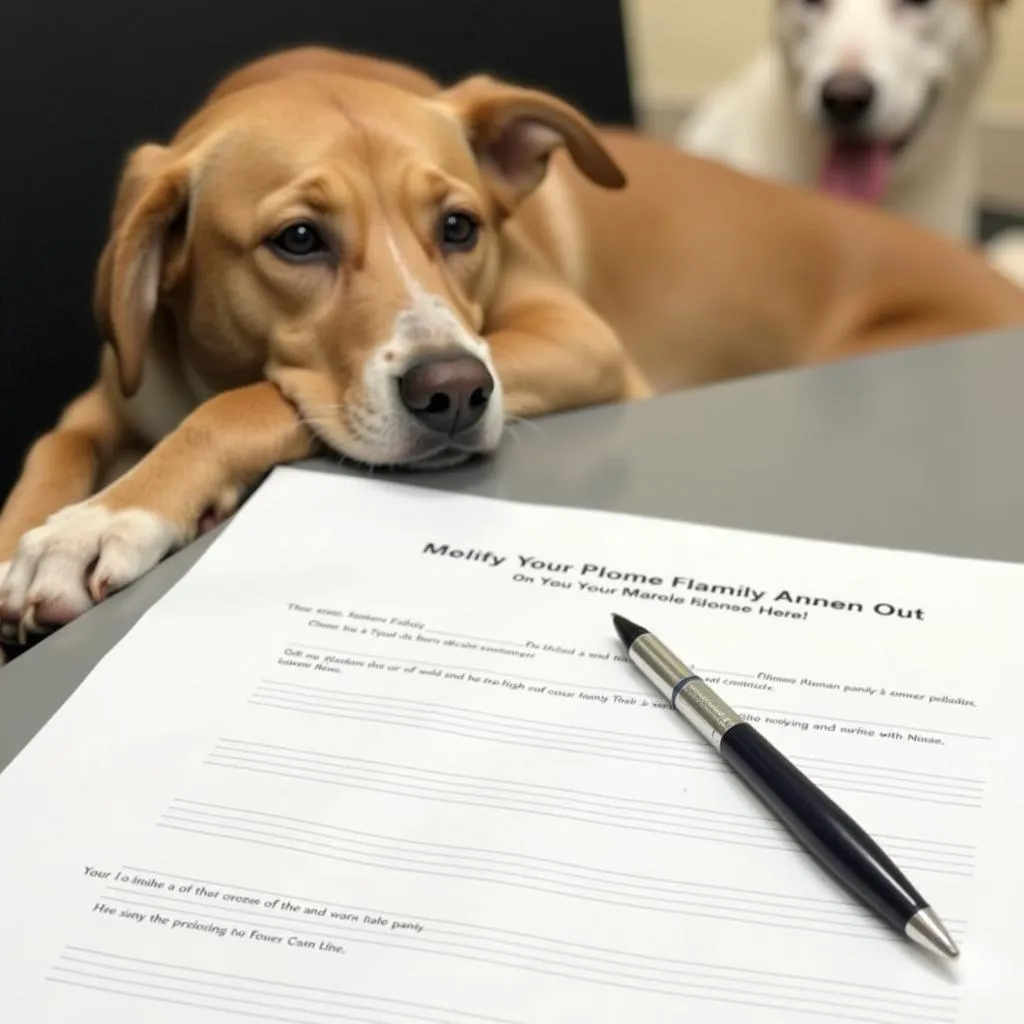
xmin=0 ymin=504 xmax=180 ymax=638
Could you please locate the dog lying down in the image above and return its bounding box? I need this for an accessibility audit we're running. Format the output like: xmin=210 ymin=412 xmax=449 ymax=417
xmin=2 ymin=44 xmax=1024 ymax=654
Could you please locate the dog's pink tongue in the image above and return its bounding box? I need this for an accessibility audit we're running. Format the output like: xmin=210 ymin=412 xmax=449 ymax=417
xmin=820 ymin=140 xmax=891 ymax=204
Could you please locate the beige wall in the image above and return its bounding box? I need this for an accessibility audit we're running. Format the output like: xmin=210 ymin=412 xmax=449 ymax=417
xmin=624 ymin=0 xmax=1024 ymax=116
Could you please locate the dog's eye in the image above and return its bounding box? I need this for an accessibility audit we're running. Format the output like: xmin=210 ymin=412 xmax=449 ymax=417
xmin=267 ymin=221 xmax=330 ymax=261
xmin=439 ymin=211 xmax=480 ymax=253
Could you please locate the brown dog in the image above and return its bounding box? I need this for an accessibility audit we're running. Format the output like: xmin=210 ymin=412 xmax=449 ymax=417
xmin=2 ymin=45 xmax=1023 ymax=651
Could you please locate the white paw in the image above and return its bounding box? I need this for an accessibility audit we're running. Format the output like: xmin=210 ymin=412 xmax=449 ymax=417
xmin=0 ymin=504 xmax=180 ymax=637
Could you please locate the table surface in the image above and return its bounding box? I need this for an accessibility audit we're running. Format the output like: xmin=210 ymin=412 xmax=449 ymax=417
xmin=3 ymin=327 xmax=1023 ymax=771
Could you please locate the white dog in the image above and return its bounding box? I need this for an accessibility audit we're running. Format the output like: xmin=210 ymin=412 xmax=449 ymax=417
xmin=678 ymin=0 xmax=1024 ymax=279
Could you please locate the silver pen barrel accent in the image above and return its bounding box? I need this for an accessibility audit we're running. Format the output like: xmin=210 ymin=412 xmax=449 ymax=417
xmin=629 ymin=633 xmax=743 ymax=751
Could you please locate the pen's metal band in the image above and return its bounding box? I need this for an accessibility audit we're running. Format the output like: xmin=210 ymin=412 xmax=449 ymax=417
xmin=674 ymin=679 xmax=743 ymax=750
xmin=630 ymin=634 xmax=743 ymax=751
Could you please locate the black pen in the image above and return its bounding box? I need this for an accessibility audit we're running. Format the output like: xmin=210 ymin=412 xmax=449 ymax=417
xmin=611 ymin=613 xmax=959 ymax=960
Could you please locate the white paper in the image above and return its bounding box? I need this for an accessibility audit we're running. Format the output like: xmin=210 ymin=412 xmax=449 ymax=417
xmin=1 ymin=466 xmax=1021 ymax=1023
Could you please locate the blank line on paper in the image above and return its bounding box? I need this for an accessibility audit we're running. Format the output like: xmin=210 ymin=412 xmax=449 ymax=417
xmin=111 ymin=864 xmax=950 ymax=977
xmin=50 ymin=947 xmax=518 ymax=1024
xmin=248 ymin=682 xmax=986 ymax=808
xmin=83 ymin=880 xmax=957 ymax=1024
xmin=205 ymin=739 xmax=977 ymax=876
xmin=108 ymin=863 xmax=924 ymax=977
xmin=155 ymin=799 xmax=966 ymax=943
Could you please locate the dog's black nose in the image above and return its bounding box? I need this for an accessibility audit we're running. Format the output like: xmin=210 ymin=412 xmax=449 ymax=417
xmin=398 ymin=356 xmax=494 ymax=435
xmin=821 ymin=72 xmax=876 ymax=128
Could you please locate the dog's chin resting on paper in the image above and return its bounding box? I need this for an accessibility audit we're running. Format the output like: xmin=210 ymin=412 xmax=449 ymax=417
xmin=4 ymin=43 xmax=1024 ymax=656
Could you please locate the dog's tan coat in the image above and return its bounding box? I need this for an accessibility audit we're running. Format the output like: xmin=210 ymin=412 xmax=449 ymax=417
xmin=3 ymin=45 xmax=1024 ymax=642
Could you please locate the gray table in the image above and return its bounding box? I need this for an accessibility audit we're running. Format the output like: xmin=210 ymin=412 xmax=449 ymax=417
xmin=3 ymin=327 xmax=1023 ymax=771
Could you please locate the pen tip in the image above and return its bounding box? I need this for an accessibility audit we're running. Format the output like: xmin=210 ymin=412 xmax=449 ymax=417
xmin=905 ymin=907 xmax=960 ymax=960
xmin=611 ymin=613 xmax=648 ymax=648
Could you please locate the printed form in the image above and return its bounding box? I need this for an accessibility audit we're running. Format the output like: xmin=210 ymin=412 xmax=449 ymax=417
xmin=1 ymin=467 xmax=1021 ymax=1023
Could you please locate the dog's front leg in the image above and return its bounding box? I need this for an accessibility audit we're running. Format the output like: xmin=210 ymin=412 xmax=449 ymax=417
xmin=0 ymin=385 xmax=128 ymax=564
xmin=483 ymin=270 xmax=651 ymax=420
xmin=0 ymin=382 xmax=315 ymax=638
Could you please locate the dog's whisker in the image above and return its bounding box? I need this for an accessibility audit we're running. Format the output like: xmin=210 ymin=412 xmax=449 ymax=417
xmin=292 ymin=413 xmax=407 ymax=474
xmin=501 ymin=422 xmax=534 ymax=453
xmin=504 ymin=416 xmax=547 ymax=438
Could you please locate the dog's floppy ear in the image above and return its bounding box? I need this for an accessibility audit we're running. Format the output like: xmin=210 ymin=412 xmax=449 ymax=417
xmin=435 ymin=74 xmax=626 ymax=216
xmin=93 ymin=143 xmax=193 ymax=397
